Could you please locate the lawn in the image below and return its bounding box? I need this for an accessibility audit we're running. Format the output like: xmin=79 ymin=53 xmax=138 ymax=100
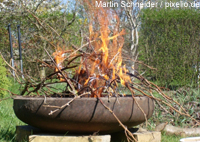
xmin=161 ymin=132 xmax=182 ymax=142
xmin=0 ymin=81 xmax=25 ymax=142
xmin=0 ymin=81 xmax=190 ymax=142
xmin=0 ymin=95 xmax=25 ymax=141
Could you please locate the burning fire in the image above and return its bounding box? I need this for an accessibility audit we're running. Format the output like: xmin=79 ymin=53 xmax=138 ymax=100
xmin=53 ymin=0 xmax=131 ymax=97
xmin=52 ymin=48 xmax=68 ymax=81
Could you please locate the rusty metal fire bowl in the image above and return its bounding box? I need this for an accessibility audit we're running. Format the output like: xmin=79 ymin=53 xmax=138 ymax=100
xmin=13 ymin=96 xmax=154 ymax=133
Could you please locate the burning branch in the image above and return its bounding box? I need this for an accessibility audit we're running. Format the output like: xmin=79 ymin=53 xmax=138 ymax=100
xmin=44 ymin=48 xmax=77 ymax=95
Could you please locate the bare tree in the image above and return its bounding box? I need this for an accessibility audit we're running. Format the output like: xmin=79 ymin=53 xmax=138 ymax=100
xmin=122 ymin=0 xmax=145 ymax=74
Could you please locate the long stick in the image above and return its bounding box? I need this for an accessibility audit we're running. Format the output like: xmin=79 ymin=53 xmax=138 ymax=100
xmin=97 ymin=96 xmax=138 ymax=142
xmin=17 ymin=25 xmax=24 ymax=78
xmin=8 ymin=24 xmax=15 ymax=77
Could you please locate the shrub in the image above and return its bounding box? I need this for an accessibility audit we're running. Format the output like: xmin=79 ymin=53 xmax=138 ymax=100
xmin=139 ymin=8 xmax=200 ymax=88
xmin=0 ymin=56 xmax=10 ymax=98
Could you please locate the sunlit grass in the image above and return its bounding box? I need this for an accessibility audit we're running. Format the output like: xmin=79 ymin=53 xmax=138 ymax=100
xmin=0 ymin=80 xmax=25 ymax=142
xmin=162 ymin=132 xmax=183 ymax=142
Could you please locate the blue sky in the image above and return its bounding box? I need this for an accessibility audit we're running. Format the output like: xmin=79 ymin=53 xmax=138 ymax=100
xmin=60 ymin=0 xmax=76 ymax=11
xmin=61 ymin=0 xmax=72 ymax=4
xmin=61 ymin=0 xmax=68 ymax=4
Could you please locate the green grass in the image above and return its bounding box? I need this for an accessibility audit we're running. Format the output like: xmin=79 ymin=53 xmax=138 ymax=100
xmin=0 ymin=80 xmax=25 ymax=142
xmin=162 ymin=132 xmax=183 ymax=142
xmin=0 ymin=97 xmax=24 ymax=141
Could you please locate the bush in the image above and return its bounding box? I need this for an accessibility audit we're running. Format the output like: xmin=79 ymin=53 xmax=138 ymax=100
xmin=0 ymin=56 xmax=10 ymax=98
xmin=139 ymin=8 xmax=200 ymax=88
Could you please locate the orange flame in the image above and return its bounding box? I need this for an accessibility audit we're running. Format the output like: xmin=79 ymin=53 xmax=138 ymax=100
xmin=79 ymin=0 xmax=131 ymax=97
xmin=53 ymin=0 xmax=132 ymax=97
xmin=52 ymin=48 xmax=66 ymax=81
